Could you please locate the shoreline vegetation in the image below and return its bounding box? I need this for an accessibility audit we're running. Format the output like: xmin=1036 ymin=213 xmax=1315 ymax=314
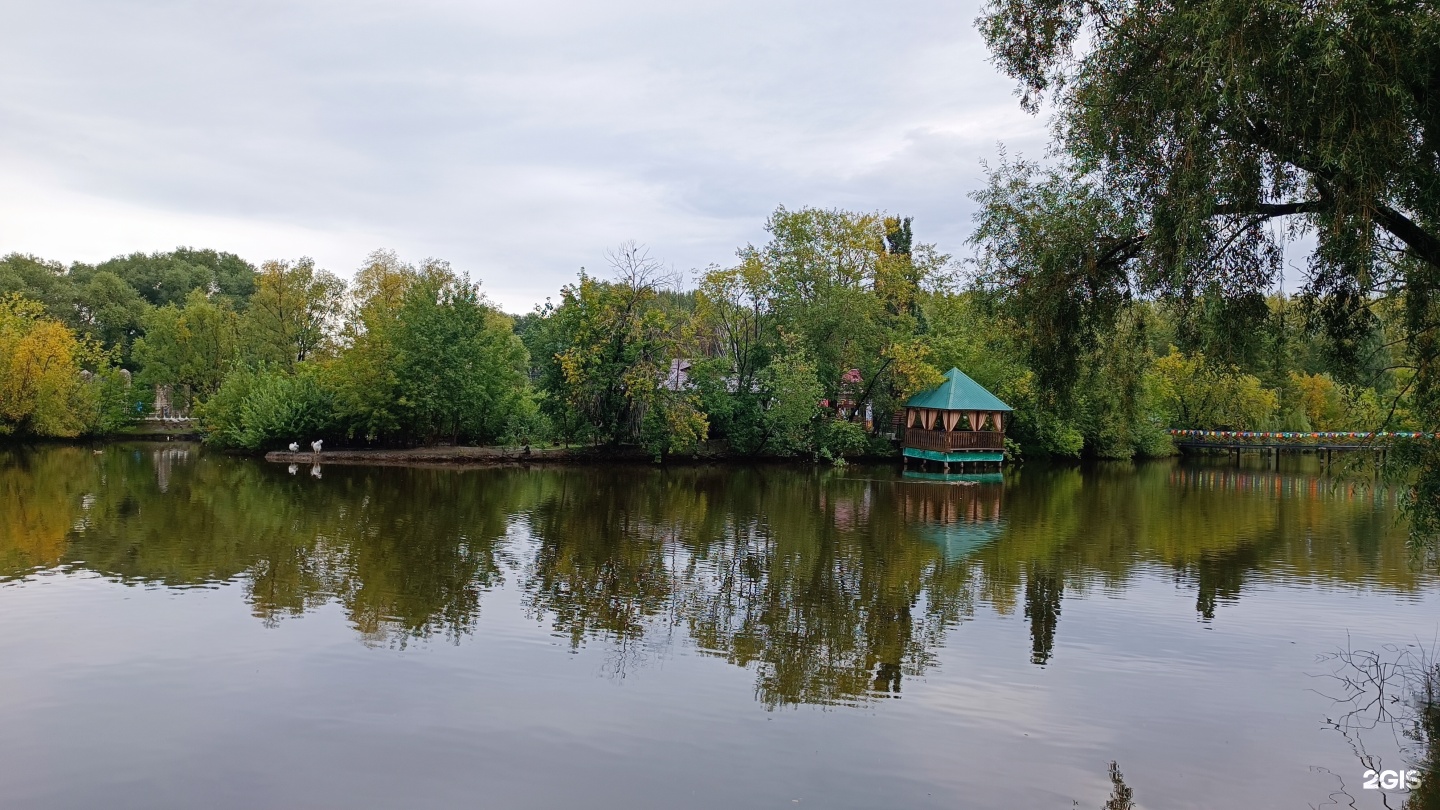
xmin=0 ymin=209 xmax=1433 ymax=478
xmin=261 ymin=445 xmax=605 ymax=468
xmin=2 ymin=209 xmax=1425 ymax=462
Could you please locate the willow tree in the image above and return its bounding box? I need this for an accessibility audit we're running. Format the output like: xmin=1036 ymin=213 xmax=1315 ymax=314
xmin=974 ymin=0 xmax=1440 ymax=541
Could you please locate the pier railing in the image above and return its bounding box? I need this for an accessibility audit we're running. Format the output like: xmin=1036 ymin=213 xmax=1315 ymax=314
xmin=1170 ymin=430 xmax=1436 ymax=448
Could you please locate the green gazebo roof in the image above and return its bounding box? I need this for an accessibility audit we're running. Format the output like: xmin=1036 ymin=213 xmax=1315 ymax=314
xmin=905 ymin=368 xmax=1012 ymax=412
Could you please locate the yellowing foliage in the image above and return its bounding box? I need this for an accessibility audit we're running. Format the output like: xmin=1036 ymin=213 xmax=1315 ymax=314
xmin=0 ymin=448 xmax=95 ymax=573
xmin=0 ymin=294 xmax=101 ymax=437
xmin=883 ymin=340 xmax=944 ymax=400
xmin=1288 ymin=372 xmax=1345 ymax=431
xmin=1150 ymin=348 xmax=1279 ymax=430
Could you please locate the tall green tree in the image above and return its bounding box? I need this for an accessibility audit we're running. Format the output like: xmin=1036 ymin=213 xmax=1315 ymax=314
xmin=691 ymin=256 xmax=774 ymax=453
xmin=132 ymin=289 xmax=241 ymax=396
xmin=391 ymin=264 xmax=530 ymax=445
xmin=0 ymin=254 xmax=75 ymax=321
xmin=541 ymin=243 xmax=706 ymax=453
xmin=241 ymin=258 xmax=346 ymax=369
xmin=73 ymin=271 xmax=150 ymax=363
xmin=694 ymin=207 xmax=946 ymax=455
xmin=91 ymin=248 xmax=256 ymax=308
xmin=758 ymin=206 xmax=944 ymax=421
xmin=326 ymin=249 xmax=419 ymax=443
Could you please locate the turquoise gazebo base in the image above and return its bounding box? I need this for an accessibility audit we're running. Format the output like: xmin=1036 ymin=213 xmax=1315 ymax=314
xmin=903 ymin=448 xmax=1005 ymax=464
xmin=903 ymin=470 xmax=1005 ymax=485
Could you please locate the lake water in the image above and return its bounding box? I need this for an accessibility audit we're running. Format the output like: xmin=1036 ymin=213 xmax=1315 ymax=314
xmin=1 ymin=444 xmax=1435 ymax=809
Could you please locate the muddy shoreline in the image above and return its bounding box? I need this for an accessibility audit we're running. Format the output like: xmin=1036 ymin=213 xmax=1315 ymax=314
xmin=265 ymin=445 xmax=625 ymax=468
xmin=262 ymin=444 xmax=906 ymax=469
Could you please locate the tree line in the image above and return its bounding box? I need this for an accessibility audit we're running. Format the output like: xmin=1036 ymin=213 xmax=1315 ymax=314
xmin=0 ymin=204 xmax=1426 ymax=461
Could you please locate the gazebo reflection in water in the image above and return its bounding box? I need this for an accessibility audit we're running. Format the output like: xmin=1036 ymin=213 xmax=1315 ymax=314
xmin=897 ymin=472 xmax=1006 ymax=561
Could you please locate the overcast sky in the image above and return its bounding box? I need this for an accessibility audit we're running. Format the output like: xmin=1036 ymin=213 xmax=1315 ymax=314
xmin=0 ymin=0 xmax=1047 ymax=312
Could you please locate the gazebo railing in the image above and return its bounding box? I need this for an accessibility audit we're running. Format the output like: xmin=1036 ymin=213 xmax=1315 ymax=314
xmin=905 ymin=430 xmax=1005 ymax=452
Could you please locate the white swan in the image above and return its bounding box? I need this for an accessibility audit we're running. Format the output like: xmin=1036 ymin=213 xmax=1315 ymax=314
xmin=288 ymin=442 xmax=299 ymax=452
xmin=311 ymin=439 xmax=324 ymax=454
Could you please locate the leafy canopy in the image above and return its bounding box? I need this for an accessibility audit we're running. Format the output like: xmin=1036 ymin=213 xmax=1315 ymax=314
xmin=976 ymin=0 xmax=1440 ymax=416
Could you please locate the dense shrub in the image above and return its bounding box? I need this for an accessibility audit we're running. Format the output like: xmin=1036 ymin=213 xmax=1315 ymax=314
xmin=199 ymin=367 xmax=336 ymax=450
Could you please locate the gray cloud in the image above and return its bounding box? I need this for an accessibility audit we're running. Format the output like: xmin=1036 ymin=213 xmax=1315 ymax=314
xmin=0 ymin=0 xmax=1047 ymax=311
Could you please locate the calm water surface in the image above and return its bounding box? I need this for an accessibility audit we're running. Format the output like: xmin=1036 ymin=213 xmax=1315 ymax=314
xmin=1 ymin=445 xmax=1435 ymax=809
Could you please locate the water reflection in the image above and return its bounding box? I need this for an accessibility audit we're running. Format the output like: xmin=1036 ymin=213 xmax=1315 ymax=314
xmin=1024 ymin=565 xmax=1063 ymax=666
xmin=1314 ymin=642 xmax=1440 ymax=809
xmin=1 ymin=445 xmax=517 ymax=647
xmin=0 ymin=445 xmax=1428 ymax=707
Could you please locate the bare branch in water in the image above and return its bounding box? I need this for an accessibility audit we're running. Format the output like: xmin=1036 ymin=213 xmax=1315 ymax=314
xmin=1311 ymin=634 xmax=1440 ymax=809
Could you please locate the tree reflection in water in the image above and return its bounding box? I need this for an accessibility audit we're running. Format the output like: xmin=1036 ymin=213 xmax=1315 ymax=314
xmin=1316 ymin=642 xmax=1439 ymax=809
xmin=1024 ymin=565 xmax=1062 ymax=666
xmin=0 ymin=445 xmax=1426 ymax=707
xmin=0 ymin=444 xmax=519 ymax=647
xmin=1102 ymin=761 xmax=1136 ymax=810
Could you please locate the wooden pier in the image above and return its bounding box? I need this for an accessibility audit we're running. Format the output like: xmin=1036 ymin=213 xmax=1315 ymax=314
xmin=1169 ymin=429 xmax=1437 ymax=468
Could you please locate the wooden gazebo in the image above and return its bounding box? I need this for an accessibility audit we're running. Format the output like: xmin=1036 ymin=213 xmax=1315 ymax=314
xmin=901 ymin=368 xmax=1012 ymax=469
